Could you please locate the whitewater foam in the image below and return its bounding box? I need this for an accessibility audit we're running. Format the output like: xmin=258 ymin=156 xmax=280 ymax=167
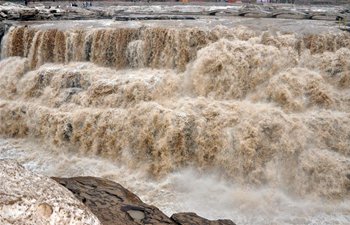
xmin=0 ymin=23 xmax=349 ymax=224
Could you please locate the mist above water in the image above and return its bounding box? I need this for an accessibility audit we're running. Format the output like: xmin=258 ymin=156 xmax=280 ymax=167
xmin=0 ymin=23 xmax=350 ymax=224
xmin=1 ymin=138 xmax=349 ymax=225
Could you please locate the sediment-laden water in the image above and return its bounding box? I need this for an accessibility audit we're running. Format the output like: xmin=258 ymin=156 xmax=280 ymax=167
xmin=0 ymin=20 xmax=350 ymax=224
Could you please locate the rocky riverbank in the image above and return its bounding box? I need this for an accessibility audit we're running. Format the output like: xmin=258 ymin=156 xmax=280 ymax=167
xmin=0 ymin=160 xmax=235 ymax=225
xmin=0 ymin=2 xmax=349 ymax=22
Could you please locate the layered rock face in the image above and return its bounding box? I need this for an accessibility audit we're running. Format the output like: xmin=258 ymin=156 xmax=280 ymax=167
xmin=0 ymin=160 xmax=101 ymax=225
xmin=0 ymin=2 xmax=349 ymax=22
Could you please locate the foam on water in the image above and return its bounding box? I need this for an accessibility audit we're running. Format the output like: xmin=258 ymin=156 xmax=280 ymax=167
xmin=0 ymin=138 xmax=349 ymax=225
xmin=0 ymin=23 xmax=350 ymax=224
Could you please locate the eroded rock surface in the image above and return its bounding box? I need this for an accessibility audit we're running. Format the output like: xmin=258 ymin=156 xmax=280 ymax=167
xmin=0 ymin=2 xmax=349 ymax=22
xmin=52 ymin=176 xmax=176 ymax=225
xmin=0 ymin=160 xmax=101 ymax=225
xmin=53 ymin=177 xmax=236 ymax=225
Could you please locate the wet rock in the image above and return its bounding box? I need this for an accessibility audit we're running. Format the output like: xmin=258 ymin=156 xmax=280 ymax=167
xmin=52 ymin=176 xmax=175 ymax=225
xmin=53 ymin=176 xmax=236 ymax=225
xmin=171 ymin=213 xmax=236 ymax=225
xmin=0 ymin=160 xmax=101 ymax=225
xmin=0 ymin=3 xmax=38 ymax=20
xmin=1 ymin=2 xmax=349 ymax=22
xmin=0 ymin=12 xmax=6 ymax=20
xmin=0 ymin=2 xmax=71 ymax=21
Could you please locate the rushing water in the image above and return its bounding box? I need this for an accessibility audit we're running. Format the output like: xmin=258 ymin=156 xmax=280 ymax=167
xmin=0 ymin=19 xmax=350 ymax=224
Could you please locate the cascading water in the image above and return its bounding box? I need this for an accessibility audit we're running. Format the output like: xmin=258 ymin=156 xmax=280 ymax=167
xmin=0 ymin=21 xmax=350 ymax=224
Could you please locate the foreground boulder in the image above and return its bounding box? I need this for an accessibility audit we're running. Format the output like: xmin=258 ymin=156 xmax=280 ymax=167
xmin=52 ymin=176 xmax=174 ymax=225
xmin=0 ymin=160 xmax=100 ymax=225
xmin=53 ymin=176 xmax=236 ymax=225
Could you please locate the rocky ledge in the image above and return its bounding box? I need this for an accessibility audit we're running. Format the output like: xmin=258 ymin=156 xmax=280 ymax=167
xmin=0 ymin=160 xmax=235 ymax=225
xmin=53 ymin=176 xmax=235 ymax=225
xmin=0 ymin=2 xmax=349 ymax=22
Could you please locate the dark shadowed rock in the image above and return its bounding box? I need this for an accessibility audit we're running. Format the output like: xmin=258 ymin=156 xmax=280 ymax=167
xmin=171 ymin=213 xmax=236 ymax=225
xmin=52 ymin=176 xmax=176 ymax=225
xmin=52 ymin=176 xmax=236 ymax=225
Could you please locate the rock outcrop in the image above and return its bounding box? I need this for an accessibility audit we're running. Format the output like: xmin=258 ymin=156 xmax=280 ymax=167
xmin=0 ymin=2 xmax=95 ymax=21
xmin=0 ymin=3 xmax=40 ymax=21
xmin=0 ymin=2 xmax=349 ymax=22
xmin=0 ymin=160 xmax=101 ymax=225
xmin=0 ymin=159 xmax=235 ymax=225
xmin=52 ymin=176 xmax=174 ymax=225
xmin=53 ymin=176 xmax=236 ymax=225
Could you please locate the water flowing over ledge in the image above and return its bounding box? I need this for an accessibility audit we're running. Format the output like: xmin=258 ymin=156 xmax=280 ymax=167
xmin=0 ymin=19 xmax=350 ymax=225
xmin=2 ymin=23 xmax=350 ymax=70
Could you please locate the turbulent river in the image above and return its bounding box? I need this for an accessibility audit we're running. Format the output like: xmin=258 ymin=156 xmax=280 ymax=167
xmin=0 ymin=18 xmax=350 ymax=224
